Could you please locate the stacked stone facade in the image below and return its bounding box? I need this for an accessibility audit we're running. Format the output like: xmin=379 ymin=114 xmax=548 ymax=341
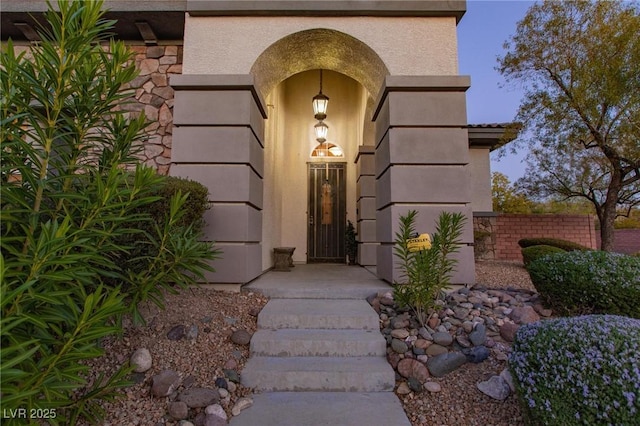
xmin=122 ymin=45 xmax=183 ymax=175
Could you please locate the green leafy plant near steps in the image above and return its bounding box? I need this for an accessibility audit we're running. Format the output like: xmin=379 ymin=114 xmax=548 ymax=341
xmin=0 ymin=1 xmax=218 ymax=423
xmin=393 ymin=210 xmax=466 ymax=326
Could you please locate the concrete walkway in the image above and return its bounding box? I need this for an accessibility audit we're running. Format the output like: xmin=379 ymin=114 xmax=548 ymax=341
xmin=230 ymin=265 xmax=411 ymax=426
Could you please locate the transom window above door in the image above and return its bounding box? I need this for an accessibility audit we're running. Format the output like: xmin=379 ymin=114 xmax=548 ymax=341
xmin=311 ymin=142 xmax=344 ymax=158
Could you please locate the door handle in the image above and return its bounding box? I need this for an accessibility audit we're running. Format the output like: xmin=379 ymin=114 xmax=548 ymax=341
xmin=309 ymin=215 xmax=314 ymax=225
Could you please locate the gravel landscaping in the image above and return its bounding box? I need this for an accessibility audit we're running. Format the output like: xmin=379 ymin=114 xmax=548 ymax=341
xmin=84 ymin=260 xmax=535 ymax=425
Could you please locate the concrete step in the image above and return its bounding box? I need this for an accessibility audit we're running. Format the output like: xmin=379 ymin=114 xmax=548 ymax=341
xmin=229 ymin=392 xmax=411 ymax=426
xmin=250 ymin=329 xmax=387 ymax=357
xmin=240 ymin=356 xmax=395 ymax=392
xmin=258 ymin=299 xmax=379 ymax=330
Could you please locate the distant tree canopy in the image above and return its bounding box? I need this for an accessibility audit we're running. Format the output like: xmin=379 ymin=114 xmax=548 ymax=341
xmin=497 ymin=0 xmax=640 ymax=251
xmin=492 ymin=172 xmax=533 ymax=213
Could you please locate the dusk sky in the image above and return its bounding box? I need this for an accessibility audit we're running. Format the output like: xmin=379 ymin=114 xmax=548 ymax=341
xmin=458 ymin=0 xmax=535 ymax=183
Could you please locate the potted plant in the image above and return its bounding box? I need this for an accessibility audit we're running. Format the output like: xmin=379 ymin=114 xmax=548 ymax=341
xmin=345 ymin=220 xmax=358 ymax=265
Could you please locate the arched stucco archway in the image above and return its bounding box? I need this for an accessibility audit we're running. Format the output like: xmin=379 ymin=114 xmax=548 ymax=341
xmin=250 ymin=28 xmax=389 ymax=117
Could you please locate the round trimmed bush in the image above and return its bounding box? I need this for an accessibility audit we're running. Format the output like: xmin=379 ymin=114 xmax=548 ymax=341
xmin=526 ymin=250 xmax=640 ymax=317
xmin=521 ymin=244 xmax=565 ymax=267
xmin=509 ymin=315 xmax=640 ymax=425
xmin=518 ymin=237 xmax=591 ymax=251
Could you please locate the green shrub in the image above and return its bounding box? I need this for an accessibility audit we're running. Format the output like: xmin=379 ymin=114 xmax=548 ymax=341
xmin=518 ymin=237 xmax=591 ymax=251
xmin=521 ymin=244 xmax=565 ymax=267
xmin=118 ymin=175 xmax=210 ymax=274
xmin=526 ymin=251 xmax=640 ymax=317
xmin=510 ymin=315 xmax=640 ymax=425
xmin=0 ymin=1 xmax=217 ymax=422
xmin=394 ymin=210 xmax=466 ymax=326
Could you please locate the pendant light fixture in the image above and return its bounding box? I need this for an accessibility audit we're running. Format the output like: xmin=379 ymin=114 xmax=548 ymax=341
xmin=312 ymin=69 xmax=329 ymax=120
xmin=314 ymin=120 xmax=329 ymax=142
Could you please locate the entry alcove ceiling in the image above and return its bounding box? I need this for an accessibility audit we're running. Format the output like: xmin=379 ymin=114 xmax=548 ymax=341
xmin=250 ymin=28 xmax=389 ymax=109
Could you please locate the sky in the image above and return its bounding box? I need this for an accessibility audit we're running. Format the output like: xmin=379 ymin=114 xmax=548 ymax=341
xmin=457 ymin=0 xmax=535 ymax=183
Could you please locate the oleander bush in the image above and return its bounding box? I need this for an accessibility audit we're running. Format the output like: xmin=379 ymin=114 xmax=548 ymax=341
xmin=526 ymin=251 xmax=640 ymax=317
xmin=521 ymin=244 xmax=565 ymax=267
xmin=0 ymin=1 xmax=217 ymax=423
xmin=510 ymin=315 xmax=640 ymax=425
xmin=394 ymin=210 xmax=466 ymax=326
xmin=517 ymin=237 xmax=591 ymax=252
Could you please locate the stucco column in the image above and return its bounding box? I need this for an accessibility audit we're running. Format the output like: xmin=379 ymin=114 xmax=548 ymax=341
xmin=373 ymin=76 xmax=475 ymax=285
xmin=355 ymin=146 xmax=377 ymax=266
xmin=170 ymin=75 xmax=266 ymax=284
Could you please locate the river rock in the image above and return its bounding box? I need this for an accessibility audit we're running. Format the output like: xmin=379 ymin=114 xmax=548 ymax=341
xmin=232 ymin=397 xmax=253 ymax=416
xmin=178 ymin=388 xmax=221 ymax=408
xmin=424 ymin=381 xmax=442 ymax=393
xmin=397 ymin=358 xmax=430 ymax=382
xmin=425 ymin=343 xmax=448 ymax=356
xmin=500 ymin=322 xmax=520 ymax=342
xmin=427 ymin=352 xmax=467 ymax=377
xmin=508 ymin=306 xmax=540 ymax=324
xmin=130 ymin=348 xmax=152 ymax=373
xmin=204 ymin=404 xmax=227 ymax=426
xmin=391 ymin=329 xmax=410 ymax=339
xmin=477 ymin=375 xmax=511 ymax=401
xmin=230 ymin=329 xmax=252 ymax=345
xmin=151 ymin=370 xmax=180 ymax=397
xmin=168 ymin=401 xmax=189 ymax=420
xmin=391 ymin=338 xmax=409 ymax=354
xmin=432 ymin=332 xmax=453 ymax=346
xmin=167 ymin=325 xmax=186 ymax=341
xmin=469 ymin=324 xmax=487 ymax=346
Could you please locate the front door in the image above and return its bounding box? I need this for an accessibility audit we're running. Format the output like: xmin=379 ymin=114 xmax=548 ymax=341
xmin=308 ymin=163 xmax=346 ymax=262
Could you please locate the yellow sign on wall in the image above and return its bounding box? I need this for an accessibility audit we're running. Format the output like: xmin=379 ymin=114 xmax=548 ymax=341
xmin=407 ymin=233 xmax=432 ymax=252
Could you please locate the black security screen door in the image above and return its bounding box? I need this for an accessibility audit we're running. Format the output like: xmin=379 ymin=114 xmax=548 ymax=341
xmin=308 ymin=162 xmax=346 ymax=263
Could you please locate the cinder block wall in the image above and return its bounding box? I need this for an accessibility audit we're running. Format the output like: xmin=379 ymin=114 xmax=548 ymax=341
xmin=474 ymin=214 xmax=597 ymax=262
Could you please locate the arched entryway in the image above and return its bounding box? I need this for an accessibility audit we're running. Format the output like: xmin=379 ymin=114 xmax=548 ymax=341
xmin=251 ymin=29 xmax=389 ymax=268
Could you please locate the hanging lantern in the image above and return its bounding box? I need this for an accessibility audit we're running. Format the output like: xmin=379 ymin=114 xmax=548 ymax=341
xmin=312 ymin=69 xmax=329 ymax=120
xmin=314 ymin=120 xmax=329 ymax=142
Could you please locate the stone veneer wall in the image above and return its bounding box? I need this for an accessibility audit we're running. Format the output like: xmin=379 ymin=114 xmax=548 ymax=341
xmin=120 ymin=44 xmax=183 ymax=175
xmin=473 ymin=213 xmax=597 ymax=261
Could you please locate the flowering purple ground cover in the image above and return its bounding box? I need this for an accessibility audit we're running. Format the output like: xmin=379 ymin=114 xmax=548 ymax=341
xmin=510 ymin=315 xmax=640 ymax=425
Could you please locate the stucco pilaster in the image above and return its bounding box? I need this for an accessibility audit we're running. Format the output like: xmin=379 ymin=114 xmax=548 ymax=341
xmin=170 ymin=74 xmax=266 ymax=284
xmin=355 ymin=146 xmax=377 ymax=266
xmin=373 ymin=76 xmax=475 ymax=285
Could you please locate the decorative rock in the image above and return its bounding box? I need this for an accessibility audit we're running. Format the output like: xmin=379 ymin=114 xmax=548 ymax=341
xmin=453 ymin=307 xmax=470 ymax=320
xmin=423 ymin=381 xmax=442 ymax=393
xmin=432 ymin=332 xmax=453 ymax=346
xmin=397 ymin=358 xmax=430 ymax=382
xmin=417 ymin=355 xmax=429 ymax=364
xmin=414 ymin=339 xmax=429 ymax=349
xmin=178 ymin=388 xmax=221 ymax=408
xmin=391 ymin=338 xmax=409 ymax=354
xmin=469 ymin=324 xmax=487 ymax=346
xmin=407 ymin=377 xmax=423 ymax=393
xmin=418 ymin=327 xmax=433 ymax=341
xmin=218 ymin=388 xmax=229 ymax=399
xmin=463 ymin=346 xmax=490 ymax=364
xmin=230 ymin=329 xmax=252 ymax=346
xmin=477 ymin=375 xmax=511 ymax=401
xmin=226 ymin=381 xmax=237 ymax=393
xmin=224 ymin=359 xmax=238 ymax=370
xmin=499 ymin=323 xmax=520 ymax=342
xmin=180 ymin=422 xmax=195 ymax=426
xmin=455 ymin=335 xmax=471 ymax=348
xmin=500 ymin=368 xmax=516 ymax=392
xmin=204 ymin=404 xmax=228 ymax=426
xmin=427 ymin=352 xmax=467 ymax=377
xmin=387 ymin=352 xmax=401 ymax=369
xmin=167 ymin=324 xmax=186 ymax=341
xmin=231 ymin=397 xmax=253 ymax=416
xmin=151 ymin=370 xmax=180 ymax=397
xmin=130 ymin=348 xmax=152 ymax=373
xmin=215 ymin=377 xmax=228 ymax=389
xmin=168 ymin=401 xmax=189 ymax=420
xmin=186 ymin=324 xmax=199 ymax=340
xmin=396 ymin=382 xmax=411 ymax=395
xmin=427 ymin=315 xmax=440 ymax=330
xmin=425 ymin=344 xmax=448 ymax=356
xmin=224 ymin=369 xmax=240 ymax=384
xmin=508 ymin=306 xmax=540 ymax=324
xmin=391 ymin=329 xmax=410 ymax=339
